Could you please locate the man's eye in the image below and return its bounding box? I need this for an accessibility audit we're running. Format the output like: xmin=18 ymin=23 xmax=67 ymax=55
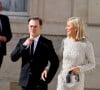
xmin=34 ymin=26 xmax=37 ymax=28
xmin=30 ymin=26 xmax=37 ymax=28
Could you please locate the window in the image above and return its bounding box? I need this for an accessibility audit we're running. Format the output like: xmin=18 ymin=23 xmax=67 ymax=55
xmin=1 ymin=0 xmax=28 ymax=18
xmin=1 ymin=0 xmax=28 ymax=12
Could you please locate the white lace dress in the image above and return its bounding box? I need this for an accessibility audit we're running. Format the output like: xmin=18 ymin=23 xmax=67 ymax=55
xmin=57 ymin=37 xmax=95 ymax=90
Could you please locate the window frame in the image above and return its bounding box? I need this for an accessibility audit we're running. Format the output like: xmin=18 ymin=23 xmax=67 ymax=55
xmin=0 ymin=0 xmax=29 ymax=22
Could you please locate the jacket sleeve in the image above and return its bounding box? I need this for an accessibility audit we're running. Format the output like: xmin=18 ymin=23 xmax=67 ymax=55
xmin=46 ymin=40 xmax=59 ymax=84
xmin=5 ymin=16 xmax=12 ymax=42
xmin=11 ymin=39 xmax=28 ymax=62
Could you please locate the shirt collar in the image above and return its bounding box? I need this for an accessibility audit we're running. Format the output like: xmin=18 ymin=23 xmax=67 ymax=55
xmin=34 ymin=35 xmax=40 ymax=42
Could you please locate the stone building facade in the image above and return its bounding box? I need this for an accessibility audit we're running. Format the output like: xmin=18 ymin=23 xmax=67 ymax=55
xmin=0 ymin=0 xmax=100 ymax=90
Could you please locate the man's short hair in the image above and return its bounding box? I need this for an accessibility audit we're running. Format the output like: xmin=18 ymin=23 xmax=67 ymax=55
xmin=28 ymin=17 xmax=43 ymax=26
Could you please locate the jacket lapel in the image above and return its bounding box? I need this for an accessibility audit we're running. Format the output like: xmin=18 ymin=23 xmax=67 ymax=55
xmin=33 ymin=36 xmax=42 ymax=56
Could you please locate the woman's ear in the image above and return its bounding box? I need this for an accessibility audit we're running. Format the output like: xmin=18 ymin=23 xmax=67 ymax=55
xmin=74 ymin=27 xmax=77 ymax=32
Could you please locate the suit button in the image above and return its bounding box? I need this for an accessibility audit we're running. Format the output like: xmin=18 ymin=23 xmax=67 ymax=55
xmin=30 ymin=60 xmax=32 ymax=62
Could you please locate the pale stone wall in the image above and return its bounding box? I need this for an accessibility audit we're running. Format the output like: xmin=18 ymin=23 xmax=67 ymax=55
xmin=0 ymin=0 xmax=100 ymax=90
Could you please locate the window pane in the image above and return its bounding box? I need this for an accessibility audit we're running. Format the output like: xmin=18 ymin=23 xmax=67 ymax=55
xmin=1 ymin=0 xmax=28 ymax=12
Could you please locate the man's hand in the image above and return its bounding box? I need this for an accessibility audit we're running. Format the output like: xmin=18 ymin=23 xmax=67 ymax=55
xmin=23 ymin=38 xmax=33 ymax=46
xmin=41 ymin=69 xmax=48 ymax=81
xmin=0 ymin=36 xmax=7 ymax=42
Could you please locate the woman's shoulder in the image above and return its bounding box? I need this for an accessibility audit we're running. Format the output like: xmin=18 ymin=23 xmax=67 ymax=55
xmin=82 ymin=38 xmax=92 ymax=44
xmin=80 ymin=38 xmax=93 ymax=49
xmin=63 ymin=37 xmax=69 ymax=42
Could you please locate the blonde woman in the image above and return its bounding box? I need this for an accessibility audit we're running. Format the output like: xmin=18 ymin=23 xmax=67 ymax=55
xmin=57 ymin=17 xmax=95 ymax=90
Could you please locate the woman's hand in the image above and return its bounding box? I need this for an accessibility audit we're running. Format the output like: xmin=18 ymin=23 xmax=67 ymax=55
xmin=70 ymin=67 xmax=80 ymax=74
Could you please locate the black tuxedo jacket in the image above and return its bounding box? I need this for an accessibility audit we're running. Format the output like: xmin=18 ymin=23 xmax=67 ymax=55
xmin=11 ymin=36 xmax=59 ymax=87
xmin=0 ymin=14 xmax=12 ymax=55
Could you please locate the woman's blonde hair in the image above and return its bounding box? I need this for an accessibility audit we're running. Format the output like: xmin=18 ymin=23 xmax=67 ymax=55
xmin=68 ymin=17 xmax=86 ymax=40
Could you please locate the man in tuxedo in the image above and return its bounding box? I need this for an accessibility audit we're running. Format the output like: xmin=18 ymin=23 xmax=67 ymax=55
xmin=0 ymin=1 xmax=12 ymax=68
xmin=11 ymin=17 xmax=59 ymax=90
